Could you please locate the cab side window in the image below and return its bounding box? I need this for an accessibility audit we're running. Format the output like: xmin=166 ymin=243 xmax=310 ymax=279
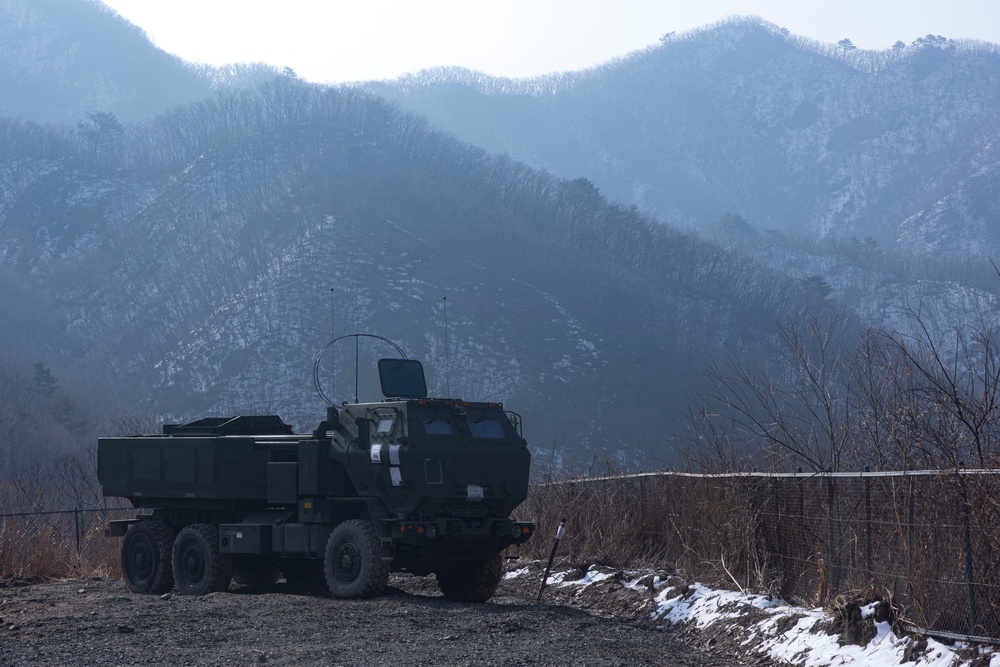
xmin=423 ymin=419 xmax=454 ymax=435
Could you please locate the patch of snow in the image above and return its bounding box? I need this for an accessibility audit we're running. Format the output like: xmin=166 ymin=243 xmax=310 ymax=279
xmin=540 ymin=565 xmax=996 ymax=667
xmin=557 ymin=568 xmax=614 ymax=589
xmin=647 ymin=583 xmax=987 ymax=667
xmin=504 ymin=566 xmax=530 ymax=581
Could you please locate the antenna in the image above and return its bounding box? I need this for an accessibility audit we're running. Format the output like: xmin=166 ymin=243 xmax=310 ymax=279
xmin=330 ymin=287 xmax=337 ymax=400
xmin=443 ymin=296 xmax=451 ymax=396
xmin=314 ymin=333 xmax=408 ymax=407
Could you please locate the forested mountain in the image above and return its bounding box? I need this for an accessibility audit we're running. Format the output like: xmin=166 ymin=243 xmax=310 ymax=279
xmin=6 ymin=4 xmax=996 ymax=482
xmin=369 ymin=18 xmax=1000 ymax=260
xmin=0 ymin=73 xmax=838 ymax=476
xmin=0 ymin=0 xmax=213 ymax=122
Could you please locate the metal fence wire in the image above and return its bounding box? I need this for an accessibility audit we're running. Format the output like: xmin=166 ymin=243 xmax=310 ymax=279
xmin=4 ymin=471 xmax=1000 ymax=639
xmin=524 ymin=470 xmax=1000 ymax=640
xmin=0 ymin=507 xmax=134 ymax=579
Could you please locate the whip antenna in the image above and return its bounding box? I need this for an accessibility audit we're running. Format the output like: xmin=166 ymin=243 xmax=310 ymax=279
xmin=330 ymin=288 xmax=336 ymax=403
xmin=443 ymin=296 xmax=451 ymax=396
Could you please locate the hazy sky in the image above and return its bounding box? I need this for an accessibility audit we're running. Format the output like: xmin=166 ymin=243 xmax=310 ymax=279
xmin=100 ymin=1 xmax=1000 ymax=84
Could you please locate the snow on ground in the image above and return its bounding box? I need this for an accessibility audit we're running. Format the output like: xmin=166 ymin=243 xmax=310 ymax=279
xmin=653 ymin=583 xmax=984 ymax=667
xmin=505 ymin=563 xmax=999 ymax=667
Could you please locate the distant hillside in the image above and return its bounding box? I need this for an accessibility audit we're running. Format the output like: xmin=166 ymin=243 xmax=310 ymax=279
xmin=0 ymin=0 xmax=213 ymax=123
xmin=13 ymin=2 xmax=986 ymax=479
xmin=0 ymin=80 xmax=836 ymax=473
xmin=368 ymin=18 xmax=1000 ymax=261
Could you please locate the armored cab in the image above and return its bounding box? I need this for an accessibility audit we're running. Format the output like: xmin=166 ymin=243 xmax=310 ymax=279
xmin=98 ymin=358 xmax=534 ymax=602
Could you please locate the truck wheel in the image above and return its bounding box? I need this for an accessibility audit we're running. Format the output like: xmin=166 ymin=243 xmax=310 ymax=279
xmin=436 ymin=553 xmax=504 ymax=602
xmin=232 ymin=557 xmax=281 ymax=587
xmin=121 ymin=520 xmax=175 ymax=594
xmin=323 ymin=520 xmax=389 ymax=599
xmin=172 ymin=524 xmax=233 ymax=595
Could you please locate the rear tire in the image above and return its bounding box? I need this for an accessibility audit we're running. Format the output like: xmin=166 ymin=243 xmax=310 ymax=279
xmin=436 ymin=553 xmax=503 ymax=602
xmin=172 ymin=524 xmax=233 ymax=595
xmin=121 ymin=520 xmax=175 ymax=594
xmin=323 ymin=520 xmax=389 ymax=599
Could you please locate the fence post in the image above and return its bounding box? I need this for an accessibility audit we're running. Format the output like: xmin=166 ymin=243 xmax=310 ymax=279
xmin=907 ymin=475 xmax=915 ymax=564
xmin=745 ymin=476 xmax=754 ymax=591
xmin=773 ymin=478 xmax=783 ymax=591
xmin=638 ymin=475 xmax=645 ymax=528
xmin=826 ymin=474 xmax=839 ymax=595
xmin=864 ymin=467 xmax=872 ymax=576
xmin=74 ymin=506 xmax=81 ymax=554
xmin=798 ymin=469 xmax=806 ymax=568
xmin=958 ymin=472 xmax=977 ymax=634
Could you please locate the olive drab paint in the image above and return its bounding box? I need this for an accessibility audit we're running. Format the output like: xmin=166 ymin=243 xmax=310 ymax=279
xmin=98 ymin=357 xmax=534 ymax=602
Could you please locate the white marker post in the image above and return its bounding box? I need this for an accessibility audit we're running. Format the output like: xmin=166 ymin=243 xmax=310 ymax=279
xmin=536 ymin=518 xmax=566 ymax=604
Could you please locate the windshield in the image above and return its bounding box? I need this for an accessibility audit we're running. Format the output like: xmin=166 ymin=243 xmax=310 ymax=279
xmin=468 ymin=419 xmax=506 ymax=440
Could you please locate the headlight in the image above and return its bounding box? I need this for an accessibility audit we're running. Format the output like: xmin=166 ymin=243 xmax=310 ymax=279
xmin=511 ymin=523 xmax=532 ymax=538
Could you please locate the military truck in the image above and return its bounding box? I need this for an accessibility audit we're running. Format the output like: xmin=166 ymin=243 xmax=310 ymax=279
xmin=98 ymin=357 xmax=534 ymax=601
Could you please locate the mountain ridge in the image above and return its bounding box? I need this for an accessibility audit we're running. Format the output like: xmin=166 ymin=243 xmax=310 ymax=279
xmin=368 ymin=17 xmax=1000 ymax=259
xmin=0 ymin=0 xmax=213 ymax=122
xmin=2 ymin=4 xmax=996 ymax=478
xmin=0 ymin=76 xmax=831 ymax=472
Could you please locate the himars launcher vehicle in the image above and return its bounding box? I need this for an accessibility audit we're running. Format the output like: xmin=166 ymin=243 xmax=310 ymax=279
xmin=98 ymin=352 xmax=534 ymax=602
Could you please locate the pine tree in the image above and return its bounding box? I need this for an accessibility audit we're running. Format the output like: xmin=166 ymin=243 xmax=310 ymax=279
xmin=32 ymin=362 xmax=58 ymax=400
xmin=837 ymin=38 xmax=857 ymax=55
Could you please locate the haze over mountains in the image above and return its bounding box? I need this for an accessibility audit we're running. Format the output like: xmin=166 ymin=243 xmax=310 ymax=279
xmin=0 ymin=0 xmax=213 ymax=122
xmin=0 ymin=0 xmax=997 ymax=477
xmin=370 ymin=17 xmax=1000 ymax=341
xmin=372 ymin=19 xmax=1000 ymax=257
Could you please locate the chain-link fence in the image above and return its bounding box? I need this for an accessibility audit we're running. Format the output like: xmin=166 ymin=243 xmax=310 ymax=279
xmin=521 ymin=470 xmax=1000 ymax=640
xmin=6 ymin=471 xmax=1000 ymax=638
xmin=0 ymin=507 xmax=135 ymax=579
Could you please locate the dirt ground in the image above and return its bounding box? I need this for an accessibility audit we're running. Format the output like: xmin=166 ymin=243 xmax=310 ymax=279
xmin=0 ymin=561 xmax=765 ymax=667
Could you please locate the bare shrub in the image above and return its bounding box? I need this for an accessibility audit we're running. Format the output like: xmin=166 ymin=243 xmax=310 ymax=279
xmin=684 ymin=313 xmax=1000 ymax=474
xmin=521 ymin=468 xmax=1000 ymax=637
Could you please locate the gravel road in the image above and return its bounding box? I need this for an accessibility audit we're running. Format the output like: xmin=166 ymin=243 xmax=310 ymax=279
xmin=0 ymin=564 xmax=753 ymax=667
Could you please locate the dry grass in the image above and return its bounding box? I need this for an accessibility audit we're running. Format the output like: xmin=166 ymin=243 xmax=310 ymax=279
xmin=516 ymin=471 xmax=1000 ymax=638
xmin=5 ymin=470 xmax=1000 ymax=637
xmin=0 ymin=510 xmax=125 ymax=580
xmin=0 ymin=478 xmax=127 ymax=580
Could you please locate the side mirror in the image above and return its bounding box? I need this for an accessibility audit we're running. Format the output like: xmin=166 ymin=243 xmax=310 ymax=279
xmin=356 ymin=416 xmax=370 ymax=450
xmin=325 ymin=405 xmax=340 ymax=428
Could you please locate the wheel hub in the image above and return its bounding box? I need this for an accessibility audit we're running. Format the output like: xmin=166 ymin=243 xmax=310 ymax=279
xmin=337 ymin=543 xmax=361 ymax=581
xmin=131 ymin=543 xmax=153 ymax=578
xmin=182 ymin=544 xmax=205 ymax=581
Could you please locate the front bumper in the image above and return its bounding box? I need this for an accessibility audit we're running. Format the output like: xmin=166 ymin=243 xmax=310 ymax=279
xmin=390 ymin=518 xmax=535 ymax=560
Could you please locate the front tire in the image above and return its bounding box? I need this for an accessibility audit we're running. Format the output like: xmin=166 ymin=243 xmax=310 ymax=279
xmin=172 ymin=524 xmax=233 ymax=595
xmin=436 ymin=553 xmax=504 ymax=602
xmin=323 ymin=520 xmax=389 ymax=599
xmin=121 ymin=520 xmax=175 ymax=594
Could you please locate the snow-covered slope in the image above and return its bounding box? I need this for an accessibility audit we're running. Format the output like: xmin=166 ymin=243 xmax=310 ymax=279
xmin=0 ymin=82 xmax=828 ymax=467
